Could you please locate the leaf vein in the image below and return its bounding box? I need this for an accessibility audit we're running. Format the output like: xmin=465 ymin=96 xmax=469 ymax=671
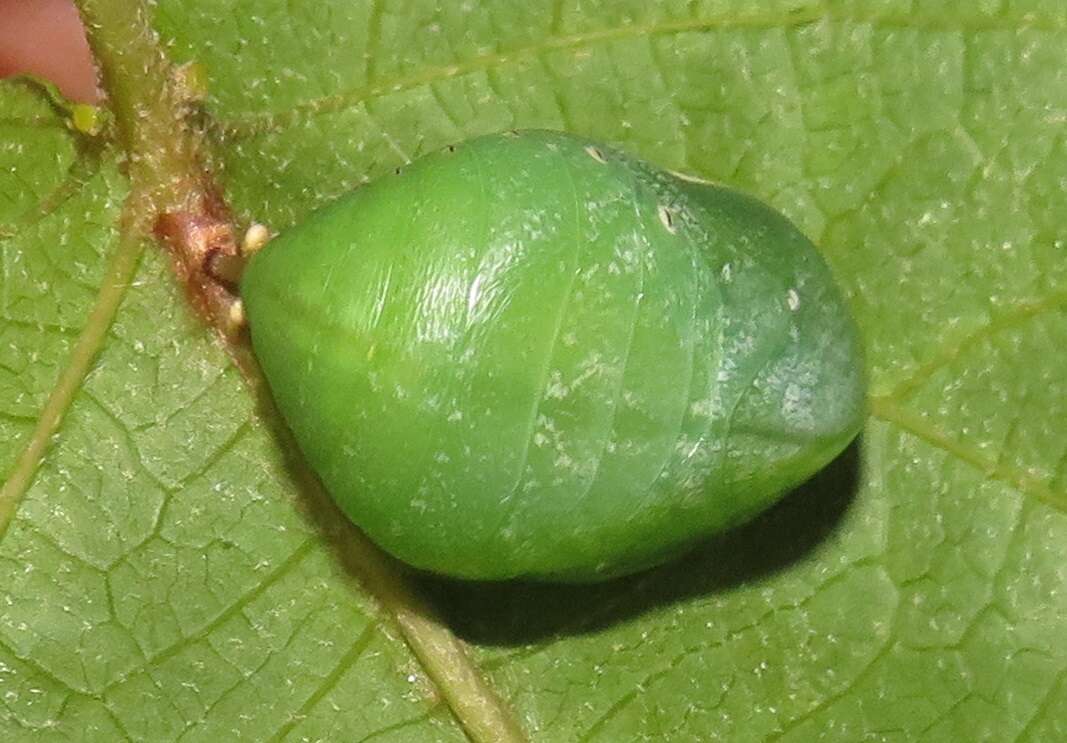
xmin=220 ymin=9 xmax=1067 ymax=139
xmin=101 ymin=539 xmax=316 ymax=695
xmin=876 ymin=292 xmax=1067 ymax=403
xmin=870 ymin=399 xmax=1067 ymax=514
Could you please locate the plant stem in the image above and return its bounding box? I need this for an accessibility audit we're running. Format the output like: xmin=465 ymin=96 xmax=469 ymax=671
xmin=77 ymin=0 xmax=239 ymax=328
xmin=71 ymin=2 xmax=527 ymax=740
xmin=75 ymin=0 xmax=201 ymax=219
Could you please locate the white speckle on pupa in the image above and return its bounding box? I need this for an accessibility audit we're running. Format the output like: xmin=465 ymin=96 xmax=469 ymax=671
xmin=657 ymin=204 xmax=677 ymax=234
xmin=544 ymin=370 xmax=569 ymax=399
xmin=584 ymin=145 xmax=607 ymax=164
xmin=467 ymin=274 xmax=484 ymax=312
xmin=787 ymin=289 xmax=800 ymax=311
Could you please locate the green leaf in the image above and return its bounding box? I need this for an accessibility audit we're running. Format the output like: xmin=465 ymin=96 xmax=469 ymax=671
xmin=3 ymin=0 xmax=1066 ymax=740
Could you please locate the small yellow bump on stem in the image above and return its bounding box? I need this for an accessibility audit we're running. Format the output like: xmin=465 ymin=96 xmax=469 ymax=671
xmin=70 ymin=104 xmax=105 ymax=135
xmin=241 ymin=223 xmax=271 ymax=255
xmin=226 ymin=298 xmax=246 ymax=334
